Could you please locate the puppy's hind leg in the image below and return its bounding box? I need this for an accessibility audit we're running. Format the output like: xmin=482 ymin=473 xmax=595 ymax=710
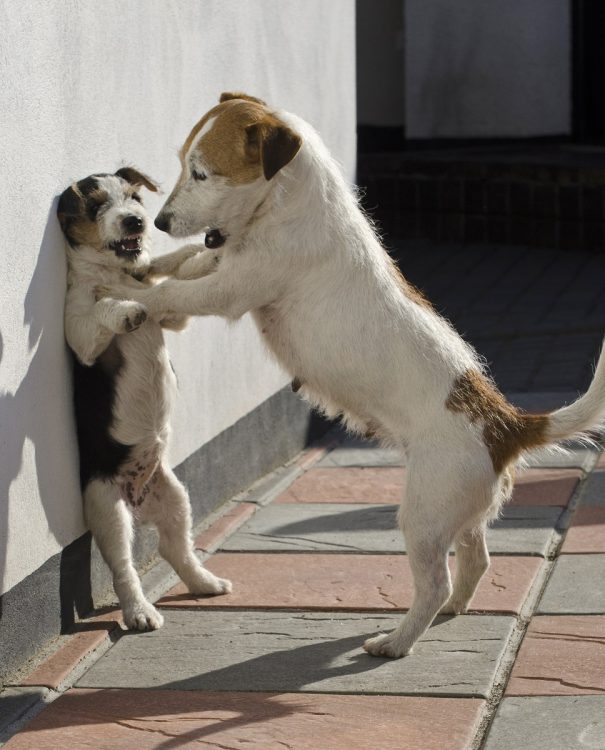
xmin=140 ymin=464 xmax=232 ymax=596
xmin=84 ymin=478 xmax=164 ymax=630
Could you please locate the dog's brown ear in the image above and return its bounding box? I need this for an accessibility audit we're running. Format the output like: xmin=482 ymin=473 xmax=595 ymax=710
xmin=57 ymin=185 xmax=82 ymax=230
xmin=115 ymin=167 xmax=159 ymax=192
xmin=220 ymin=91 xmax=266 ymax=105
xmin=57 ymin=185 xmax=84 ymax=245
xmin=246 ymin=118 xmax=302 ymax=180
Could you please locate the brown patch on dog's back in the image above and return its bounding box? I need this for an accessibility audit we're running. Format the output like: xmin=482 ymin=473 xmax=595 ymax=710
xmin=387 ymin=257 xmax=433 ymax=310
xmin=446 ymin=369 xmax=549 ymax=473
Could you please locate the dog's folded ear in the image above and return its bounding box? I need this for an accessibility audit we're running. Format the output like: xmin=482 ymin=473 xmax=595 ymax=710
xmin=115 ymin=167 xmax=159 ymax=192
xmin=220 ymin=91 xmax=266 ymax=105
xmin=57 ymin=185 xmax=82 ymax=238
xmin=246 ymin=118 xmax=302 ymax=181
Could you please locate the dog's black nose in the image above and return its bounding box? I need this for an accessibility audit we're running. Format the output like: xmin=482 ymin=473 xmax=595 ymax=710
xmin=154 ymin=212 xmax=172 ymax=233
xmin=122 ymin=215 xmax=144 ymax=233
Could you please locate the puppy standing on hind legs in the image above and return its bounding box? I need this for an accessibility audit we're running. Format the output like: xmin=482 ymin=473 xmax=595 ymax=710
xmin=57 ymin=167 xmax=230 ymax=631
xmin=98 ymin=93 xmax=605 ymax=655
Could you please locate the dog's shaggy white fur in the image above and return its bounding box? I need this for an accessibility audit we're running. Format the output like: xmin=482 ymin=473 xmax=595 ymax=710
xmin=58 ymin=168 xmax=230 ymax=630
xmin=100 ymin=95 xmax=605 ymax=656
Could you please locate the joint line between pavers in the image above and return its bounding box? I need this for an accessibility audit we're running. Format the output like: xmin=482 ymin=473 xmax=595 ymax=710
xmin=470 ymin=554 xmax=559 ymax=749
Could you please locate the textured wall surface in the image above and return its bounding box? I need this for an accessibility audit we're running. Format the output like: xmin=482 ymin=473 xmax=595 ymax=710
xmin=405 ymin=0 xmax=570 ymax=138
xmin=0 ymin=0 xmax=355 ymax=596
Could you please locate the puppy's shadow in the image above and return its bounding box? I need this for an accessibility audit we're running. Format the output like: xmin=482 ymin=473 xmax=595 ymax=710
xmin=0 ymin=202 xmax=90 ymax=647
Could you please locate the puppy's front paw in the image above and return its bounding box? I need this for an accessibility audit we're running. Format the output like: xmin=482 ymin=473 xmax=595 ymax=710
xmin=122 ymin=599 xmax=164 ymax=631
xmin=187 ymin=570 xmax=232 ymax=597
xmin=119 ymin=302 xmax=148 ymax=333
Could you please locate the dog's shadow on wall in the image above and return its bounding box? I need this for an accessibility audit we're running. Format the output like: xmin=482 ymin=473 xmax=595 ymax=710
xmin=0 ymin=203 xmax=92 ymax=633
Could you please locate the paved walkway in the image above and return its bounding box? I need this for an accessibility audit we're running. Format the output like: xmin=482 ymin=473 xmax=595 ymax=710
xmin=2 ymin=425 xmax=605 ymax=749
xmin=3 ymin=239 xmax=605 ymax=747
xmin=390 ymin=240 xmax=605 ymax=394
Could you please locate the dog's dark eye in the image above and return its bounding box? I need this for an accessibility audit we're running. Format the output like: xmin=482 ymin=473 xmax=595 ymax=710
xmin=191 ymin=169 xmax=207 ymax=181
xmin=86 ymin=201 xmax=103 ymax=220
xmin=131 ymin=193 xmax=142 ymax=203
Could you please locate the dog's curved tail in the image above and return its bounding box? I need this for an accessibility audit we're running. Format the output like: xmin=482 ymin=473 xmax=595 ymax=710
xmin=544 ymin=339 xmax=605 ymax=442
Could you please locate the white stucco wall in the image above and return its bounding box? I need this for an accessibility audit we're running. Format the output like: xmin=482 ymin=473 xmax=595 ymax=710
xmin=0 ymin=0 xmax=356 ymax=596
xmin=405 ymin=0 xmax=571 ymax=138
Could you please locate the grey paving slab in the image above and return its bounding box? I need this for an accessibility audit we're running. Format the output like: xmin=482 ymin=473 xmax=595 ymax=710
xmin=578 ymin=469 xmax=605 ymax=507
xmin=483 ymin=696 xmax=605 ymax=750
xmin=221 ymin=503 xmax=562 ymax=556
xmin=77 ymin=610 xmax=515 ymax=698
xmin=0 ymin=687 xmax=49 ymax=743
xmin=538 ymin=554 xmax=605 ymax=614
xmin=317 ymin=447 xmax=404 ymax=468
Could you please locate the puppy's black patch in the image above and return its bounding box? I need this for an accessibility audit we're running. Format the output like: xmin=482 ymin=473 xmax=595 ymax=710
xmin=72 ymin=342 xmax=131 ymax=488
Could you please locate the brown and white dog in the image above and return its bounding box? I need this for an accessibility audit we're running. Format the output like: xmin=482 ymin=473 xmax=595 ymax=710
xmin=98 ymin=94 xmax=605 ymax=656
xmin=58 ymin=167 xmax=230 ymax=630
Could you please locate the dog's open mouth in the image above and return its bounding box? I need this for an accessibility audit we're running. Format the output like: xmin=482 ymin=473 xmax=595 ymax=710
xmin=110 ymin=235 xmax=142 ymax=259
xmin=205 ymin=229 xmax=226 ymax=249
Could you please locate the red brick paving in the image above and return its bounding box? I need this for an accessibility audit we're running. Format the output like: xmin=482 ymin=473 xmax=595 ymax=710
xmin=509 ymin=468 xmax=581 ymax=507
xmin=158 ymin=552 xmax=543 ymax=615
xmin=275 ymin=467 xmax=405 ymax=504
xmin=506 ymin=615 xmax=605 ymax=695
xmin=4 ymin=690 xmax=484 ymax=750
xmin=20 ymin=611 xmax=121 ymax=690
xmin=561 ymin=507 xmax=605 ymax=553
xmin=275 ymin=467 xmax=579 ymax=507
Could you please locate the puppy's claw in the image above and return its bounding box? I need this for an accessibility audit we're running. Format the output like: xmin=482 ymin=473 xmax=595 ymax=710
xmin=124 ymin=307 xmax=147 ymax=332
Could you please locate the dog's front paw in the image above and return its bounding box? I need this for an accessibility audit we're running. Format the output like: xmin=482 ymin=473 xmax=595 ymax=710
xmin=175 ymin=251 xmax=220 ymax=280
xmin=122 ymin=599 xmax=164 ymax=631
xmin=118 ymin=302 xmax=148 ymax=333
xmin=363 ymin=632 xmax=411 ymax=659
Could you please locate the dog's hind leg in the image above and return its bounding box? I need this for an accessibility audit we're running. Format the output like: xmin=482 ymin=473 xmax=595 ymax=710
xmin=364 ymin=443 xmax=494 ymax=658
xmin=364 ymin=488 xmax=455 ymax=658
xmin=441 ymin=523 xmax=489 ymax=615
xmin=84 ymin=478 xmax=164 ymax=630
xmin=140 ymin=464 xmax=232 ymax=596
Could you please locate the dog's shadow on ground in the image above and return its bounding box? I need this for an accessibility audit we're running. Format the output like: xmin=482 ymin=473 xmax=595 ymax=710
xmin=12 ymin=631 xmax=396 ymax=750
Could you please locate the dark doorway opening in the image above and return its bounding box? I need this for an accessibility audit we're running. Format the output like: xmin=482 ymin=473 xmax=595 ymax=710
xmin=573 ymin=0 xmax=605 ymax=142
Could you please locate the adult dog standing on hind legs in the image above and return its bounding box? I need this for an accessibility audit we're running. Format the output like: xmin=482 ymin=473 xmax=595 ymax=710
xmin=98 ymin=93 xmax=605 ymax=656
xmin=58 ymin=167 xmax=230 ymax=631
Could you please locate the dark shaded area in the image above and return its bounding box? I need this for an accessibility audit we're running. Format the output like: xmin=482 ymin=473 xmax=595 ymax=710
xmin=386 ymin=238 xmax=605 ymax=394
xmin=573 ymin=0 xmax=605 ymax=142
xmin=359 ymin=146 xmax=605 ymax=253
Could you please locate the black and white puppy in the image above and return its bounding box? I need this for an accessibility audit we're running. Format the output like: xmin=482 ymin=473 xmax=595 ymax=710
xmin=57 ymin=167 xmax=231 ymax=630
